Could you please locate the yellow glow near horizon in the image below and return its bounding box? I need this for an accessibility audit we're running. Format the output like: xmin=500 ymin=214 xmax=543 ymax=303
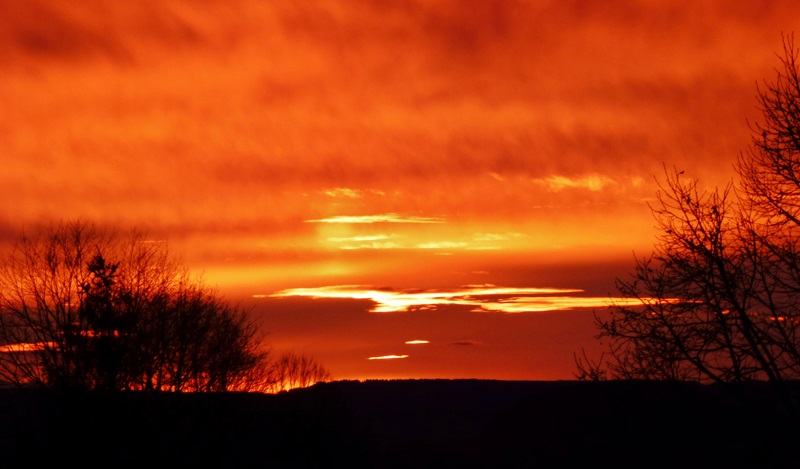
xmin=307 ymin=214 xmax=445 ymax=224
xmin=268 ymin=284 xmax=620 ymax=314
xmin=0 ymin=342 xmax=53 ymax=353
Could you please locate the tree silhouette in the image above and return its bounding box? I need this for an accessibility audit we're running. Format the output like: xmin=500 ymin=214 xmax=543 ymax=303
xmin=0 ymin=220 xmax=270 ymax=392
xmin=77 ymin=254 xmax=128 ymax=391
xmin=583 ymin=34 xmax=800 ymax=385
xmin=266 ymin=352 xmax=332 ymax=393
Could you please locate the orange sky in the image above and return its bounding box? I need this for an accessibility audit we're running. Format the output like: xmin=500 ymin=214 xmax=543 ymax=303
xmin=1 ymin=0 xmax=799 ymax=381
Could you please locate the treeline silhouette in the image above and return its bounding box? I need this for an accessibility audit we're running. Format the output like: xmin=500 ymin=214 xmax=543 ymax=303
xmin=0 ymin=220 xmax=328 ymax=393
xmin=1 ymin=379 xmax=798 ymax=468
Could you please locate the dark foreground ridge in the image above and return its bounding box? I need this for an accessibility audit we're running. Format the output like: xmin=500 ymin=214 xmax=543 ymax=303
xmin=1 ymin=379 xmax=798 ymax=468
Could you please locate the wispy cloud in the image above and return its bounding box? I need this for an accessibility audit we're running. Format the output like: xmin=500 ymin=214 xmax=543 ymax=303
xmin=367 ymin=355 xmax=409 ymax=360
xmin=328 ymin=235 xmax=393 ymax=242
xmin=327 ymin=234 xmax=401 ymax=250
xmin=473 ymin=233 xmax=525 ymax=242
xmin=307 ymin=214 xmax=445 ymax=224
xmin=322 ymin=188 xmax=385 ymax=198
xmin=268 ymin=283 xmax=621 ymax=314
xmin=322 ymin=232 xmax=527 ymax=252
xmin=534 ymin=174 xmax=616 ymax=192
xmin=322 ymin=188 xmax=362 ymax=198
xmin=405 ymin=340 xmax=429 ymax=345
xmin=415 ymin=241 xmax=468 ymax=249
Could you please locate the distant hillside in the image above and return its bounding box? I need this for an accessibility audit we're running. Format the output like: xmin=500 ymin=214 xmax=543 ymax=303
xmin=1 ymin=379 xmax=798 ymax=468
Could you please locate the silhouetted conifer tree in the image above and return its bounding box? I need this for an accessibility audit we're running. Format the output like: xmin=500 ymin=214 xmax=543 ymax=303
xmin=0 ymin=220 xmax=270 ymax=392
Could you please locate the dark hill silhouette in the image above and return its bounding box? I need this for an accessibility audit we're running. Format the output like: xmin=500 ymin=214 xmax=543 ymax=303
xmin=1 ymin=379 xmax=798 ymax=468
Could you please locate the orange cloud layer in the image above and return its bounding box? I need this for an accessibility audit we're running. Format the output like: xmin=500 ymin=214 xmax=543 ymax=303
xmin=1 ymin=1 xmax=798 ymax=380
xmin=2 ymin=1 xmax=795 ymax=256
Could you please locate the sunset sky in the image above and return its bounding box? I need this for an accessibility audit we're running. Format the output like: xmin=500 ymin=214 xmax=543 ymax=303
xmin=2 ymin=1 xmax=799 ymax=381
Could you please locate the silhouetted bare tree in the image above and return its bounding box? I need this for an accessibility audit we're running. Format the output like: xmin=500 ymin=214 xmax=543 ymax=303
xmin=583 ymin=34 xmax=800 ymax=385
xmin=0 ymin=220 xmax=270 ymax=392
xmin=265 ymin=352 xmax=331 ymax=392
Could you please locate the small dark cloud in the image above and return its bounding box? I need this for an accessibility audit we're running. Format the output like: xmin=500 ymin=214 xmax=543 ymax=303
xmin=448 ymin=340 xmax=481 ymax=347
